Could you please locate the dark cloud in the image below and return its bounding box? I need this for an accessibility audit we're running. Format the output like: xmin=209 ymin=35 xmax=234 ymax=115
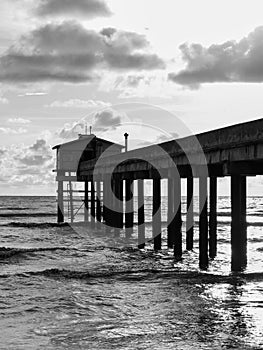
xmin=93 ymin=109 xmax=122 ymax=131
xmin=169 ymin=26 xmax=263 ymax=89
xmin=0 ymin=21 xmax=165 ymax=83
xmin=36 ymin=0 xmax=112 ymax=18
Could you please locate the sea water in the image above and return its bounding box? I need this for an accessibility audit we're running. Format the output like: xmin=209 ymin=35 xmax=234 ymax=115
xmin=0 ymin=196 xmax=263 ymax=349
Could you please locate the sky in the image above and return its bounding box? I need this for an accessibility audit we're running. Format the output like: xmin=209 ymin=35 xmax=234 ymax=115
xmin=1 ymin=0 xmax=263 ymax=195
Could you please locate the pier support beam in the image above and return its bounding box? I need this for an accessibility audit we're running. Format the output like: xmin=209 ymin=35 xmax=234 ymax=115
xmin=231 ymin=175 xmax=247 ymax=271
xmin=90 ymin=180 xmax=95 ymax=229
xmin=209 ymin=177 xmax=217 ymax=258
xmin=173 ymin=176 xmax=182 ymax=259
xmin=199 ymin=176 xmax=209 ymax=269
xmin=57 ymin=180 xmax=64 ymax=223
xmin=138 ymin=179 xmax=145 ymax=249
xmin=84 ymin=181 xmax=89 ymax=222
xmin=167 ymin=177 xmax=174 ymax=248
xmin=186 ymin=177 xmax=194 ymax=251
xmin=153 ymin=178 xmax=161 ymax=250
xmin=112 ymin=179 xmax=120 ymax=235
xmin=125 ymin=179 xmax=134 ymax=238
xmin=96 ymin=181 xmax=102 ymax=227
xmin=103 ymin=178 xmax=111 ymax=231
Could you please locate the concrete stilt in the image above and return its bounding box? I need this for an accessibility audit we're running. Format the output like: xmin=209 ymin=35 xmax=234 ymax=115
xmin=209 ymin=177 xmax=217 ymax=258
xmin=57 ymin=180 xmax=64 ymax=223
xmin=173 ymin=176 xmax=182 ymax=259
xmin=84 ymin=181 xmax=89 ymax=222
xmin=231 ymin=175 xmax=247 ymax=271
xmin=186 ymin=177 xmax=194 ymax=250
xmin=90 ymin=180 xmax=95 ymax=229
xmin=138 ymin=179 xmax=145 ymax=249
xmin=125 ymin=179 xmax=134 ymax=238
xmin=167 ymin=178 xmax=174 ymax=248
xmin=96 ymin=181 xmax=102 ymax=227
xmin=199 ymin=176 xmax=209 ymax=269
xmin=153 ymin=178 xmax=161 ymax=251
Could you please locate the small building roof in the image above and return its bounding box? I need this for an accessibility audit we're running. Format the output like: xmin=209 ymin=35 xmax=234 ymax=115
xmin=52 ymin=134 xmax=125 ymax=150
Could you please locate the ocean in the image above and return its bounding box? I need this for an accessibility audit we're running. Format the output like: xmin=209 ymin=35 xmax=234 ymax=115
xmin=1 ymin=195 xmax=263 ymax=349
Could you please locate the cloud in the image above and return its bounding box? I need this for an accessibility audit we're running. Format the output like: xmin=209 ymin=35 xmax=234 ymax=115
xmin=58 ymin=108 xmax=125 ymax=139
xmin=0 ymin=127 xmax=27 ymax=134
xmin=36 ymin=0 xmax=112 ymax=19
xmin=169 ymin=26 xmax=263 ymax=89
xmin=0 ymin=138 xmax=55 ymax=188
xmin=47 ymin=99 xmax=111 ymax=108
xmin=0 ymin=21 xmax=165 ymax=84
xmin=18 ymin=92 xmax=48 ymax=97
xmin=58 ymin=122 xmax=85 ymax=139
xmin=92 ymin=109 xmax=122 ymax=131
xmin=7 ymin=117 xmax=31 ymax=124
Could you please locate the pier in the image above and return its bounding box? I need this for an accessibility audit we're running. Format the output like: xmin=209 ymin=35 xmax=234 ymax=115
xmin=53 ymin=117 xmax=263 ymax=272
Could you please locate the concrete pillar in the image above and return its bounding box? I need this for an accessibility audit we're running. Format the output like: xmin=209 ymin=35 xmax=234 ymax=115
xmin=125 ymin=179 xmax=134 ymax=238
xmin=112 ymin=179 xmax=120 ymax=235
xmin=57 ymin=180 xmax=64 ymax=223
xmin=84 ymin=181 xmax=89 ymax=222
xmin=186 ymin=177 xmax=194 ymax=250
xmin=167 ymin=177 xmax=174 ymax=248
xmin=68 ymin=178 xmax=74 ymax=224
xmin=173 ymin=176 xmax=182 ymax=259
xmin=103 ymin=178 xmax=111 ymax=232
xmin=90 ymin=180 xmax=95 ymax=229
xmin=209 ymin=177 xmax=217 ymax=258
xmin=96 ymin=181 xmax=102 ymax=226
xmin=138 ymin=179 xmax=145 ymax=249
xmin=199 ymin=176 xmax=209 ymax=269
xmin=153 ymin=178 xmax=161 ymax=251
xmin=231 ymin=175 xmax=247 ymax=271
xmin=119 ymin=180 xmax=124 ymax=229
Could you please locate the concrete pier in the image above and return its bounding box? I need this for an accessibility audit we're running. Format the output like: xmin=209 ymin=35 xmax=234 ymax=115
xmin=54 ymin=117 xmax=263 ymax=271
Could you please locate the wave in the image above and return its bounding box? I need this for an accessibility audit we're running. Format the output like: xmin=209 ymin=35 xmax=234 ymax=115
xmin=0 ymin=222 xmax=70 ymax=229
xmin=2 ymin=267 xmax=263 ymax=284
xmin=0 ymin=207 xmax=31 ymax=211
xmin=0 ymin=213 xmax=56 ymax=218
xmin=0 ymin=246 xmax=74 ymax=259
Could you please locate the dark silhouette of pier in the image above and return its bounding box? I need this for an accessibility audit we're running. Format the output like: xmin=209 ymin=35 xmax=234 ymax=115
xmin=53 ymin=118 xmax=263 ymax=272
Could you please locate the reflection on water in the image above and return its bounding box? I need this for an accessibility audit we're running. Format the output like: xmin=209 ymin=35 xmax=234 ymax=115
xmin=203 ymin=280 xmax=263 ymax=349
